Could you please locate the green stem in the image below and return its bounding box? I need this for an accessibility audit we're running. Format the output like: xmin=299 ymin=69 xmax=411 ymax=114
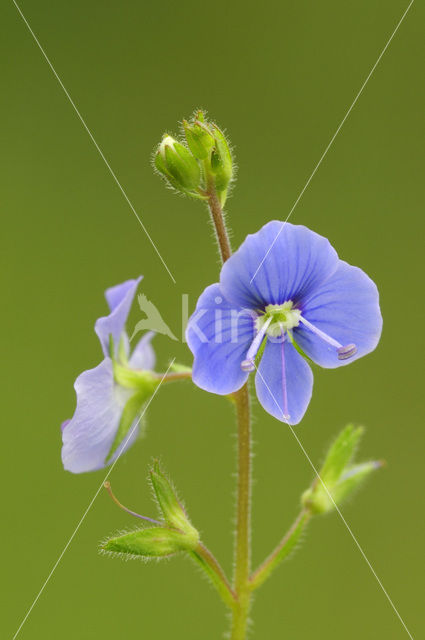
xmin=204 ymin=165 xmax=232 ymax=263
xmin=204 ymin=182 xmax=252 ymax=638
xmin=191 ymin=543 xmax=236 ymax=609
xmin=249 ymin=509 xmax=311 ymax=591
xmin=157 ymin=370 xmax=192 ymax=382
xmin=231 ymin=386 xmax=252 ymax=639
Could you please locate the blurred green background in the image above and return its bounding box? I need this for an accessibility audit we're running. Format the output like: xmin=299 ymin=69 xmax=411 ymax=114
xmin=1 ymin=0 xmax=423 ymax=638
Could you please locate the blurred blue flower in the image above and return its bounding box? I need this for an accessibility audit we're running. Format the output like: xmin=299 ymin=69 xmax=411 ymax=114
xmin=186 ymin=222 xmax=382 ymax=424
xmin=61 ymin=277 xmax=156 ymax=473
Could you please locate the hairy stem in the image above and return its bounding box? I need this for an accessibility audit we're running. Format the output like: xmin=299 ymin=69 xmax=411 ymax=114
xmin=157 ymin=371 xmax=192 ymax=382
xmin=205 ymin=184 xmax=252 ymax=638
xmin=231 ymin=386 xmax=252 ymax=639
xmin=205 ymin=172 xmax=232 ymax=262
xmin=191 ymin=543 xmax=236 ymax=609
xmin=249 ymin=509 xmax=311 ymax=591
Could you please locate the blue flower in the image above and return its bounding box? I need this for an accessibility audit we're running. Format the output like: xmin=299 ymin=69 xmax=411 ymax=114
xmin=186 ymin=222 xmax=382 ymax=424
xmin=61 ymin=277 xmax=156 ymax=473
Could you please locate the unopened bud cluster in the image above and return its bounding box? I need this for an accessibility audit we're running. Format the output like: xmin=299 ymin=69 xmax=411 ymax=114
xmin=302 ymin=425 xmax=383 ymax=515
xmin=154 ymin=111 xmax=233 ymax=204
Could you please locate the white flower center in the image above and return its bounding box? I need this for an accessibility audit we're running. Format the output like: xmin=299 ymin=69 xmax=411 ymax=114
xmin=255 ymin=301 xmax=301 ymax=337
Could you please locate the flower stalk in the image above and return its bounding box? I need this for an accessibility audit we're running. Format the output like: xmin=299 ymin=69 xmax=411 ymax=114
xmin=249 ymin=509 xmax=311 ymax=590
xmin=231 ymin=386 xmax=252 ymax=639
xmin=204 ymin=163 xmax=232 ymax=263
xmin=204 ymin=178 xmax=253 ymax=639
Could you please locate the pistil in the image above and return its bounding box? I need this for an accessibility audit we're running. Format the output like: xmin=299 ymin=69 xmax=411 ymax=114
xmin=280 ymin=337 xmax=290 ymax=421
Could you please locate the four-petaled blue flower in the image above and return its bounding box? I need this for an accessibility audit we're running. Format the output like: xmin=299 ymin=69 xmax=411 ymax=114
xmin=61 ymin=277 xmax=156 ymax=473
xmin=186 ymin=222 xmax=382 ymax=424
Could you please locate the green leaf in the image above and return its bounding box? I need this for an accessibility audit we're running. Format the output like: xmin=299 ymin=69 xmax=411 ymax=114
xmin=102 ymin=526 xmax=193 ymax=558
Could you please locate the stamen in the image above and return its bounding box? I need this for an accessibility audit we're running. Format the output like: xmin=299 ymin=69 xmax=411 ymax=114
xmin=299 ymin=316 xmax=341 ymax=348
xmin=337 ymin=343 xmax=357 ymax=360
xmin=241 ymin=316 xmax=273 ymax=372
xmin=299 ymin=317 xmax=357 ymax=360
xmin=104 ymin=481 xmax=162 ymax=525
xmin=280 ymin=337 xmax=290 ymax=422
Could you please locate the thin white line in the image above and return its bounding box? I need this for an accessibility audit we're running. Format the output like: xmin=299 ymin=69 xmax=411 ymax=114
xmin=250 ymin=0 xmax=415 ymax=284
xmin=254 ymin=363 xmax=414 ymax=639
xmin=12 ymin=360 xmax=175 ymax=640
xmin=12 ymin=0 xmax=176 ymax=285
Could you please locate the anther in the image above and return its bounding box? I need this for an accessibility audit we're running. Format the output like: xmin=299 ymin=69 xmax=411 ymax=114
xmin=337 ymin=344 xmax=357 ymax=360
xmin=241 ymin=359 xmax=256 ymax=372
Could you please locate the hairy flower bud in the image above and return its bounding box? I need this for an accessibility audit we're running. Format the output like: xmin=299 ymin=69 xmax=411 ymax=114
xmin=210 ymin=124 xmax=233 ymax=192
xmin=183 ymin=118 xmax=215 ymax=160
xmin=301 ymin=425 xmax=383 ymax=514
xmin=150 ymin=460 xmax=199 ymax=544
xmin=155 ymin=135 xmax=201 ymax=192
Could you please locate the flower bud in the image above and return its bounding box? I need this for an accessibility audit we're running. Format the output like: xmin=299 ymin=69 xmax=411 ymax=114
xmin=150 ymin=460 xmax=199 ymax=544
xmin=210 ymin=124 xmax=233 ymax=192
xmin=183 ymin=119 xmax=215 ymax=160
xmin=102 ymin=526 xmax=195 ymax=558
xmin=155 ymin=135 xmax=201 ymax=192
xmin=301 ymin=424 xmax=383 ymax=515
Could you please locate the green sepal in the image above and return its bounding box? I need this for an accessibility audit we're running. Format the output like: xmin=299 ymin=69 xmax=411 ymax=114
xmin=105 ymin=391 xmax=146 ymax=463
xmin=105 ymin=371 xmax=158 ymax=463
xmin=155 ymin=134 xmax=202 ymax=195
xmin=217 ymin=189 xmax=229 ymax=207
xmin=113 ymin=363 xmax=159 ymax=391
xmin=165 ymin=142 xmax=200 ymax=189
xmin=150 ymin=461 xmax=199 ymax=543
xmin=320 ymin=424 xmax=363 ymax=487
xmin=210 ymin=124 xmax=233 ymax=191
xmin=331 ymin=461 xmax=384 ymax=505
xmin=102 ymin=526 xmax=195 ymax=558
xmin=183 ymin=119 xmax=215 ymax=160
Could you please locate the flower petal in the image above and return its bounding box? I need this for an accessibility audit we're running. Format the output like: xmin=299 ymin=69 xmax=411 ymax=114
xmin=220 ymin=222 xmax=339 ymax=309
xmin=95 ymin=277 xmax=142 ymax=357
xmin=129 ymin=331 xmax=156 ymax=371
xmin=255 ymin=339 xmax=313 ymax=424
xmin=295 ymin=260 xmax=382 ymax=368
xmin=61 ymin=358 xmax=139 ymax=473
xmin=186 ymin=283 xmax=255 ymax=394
